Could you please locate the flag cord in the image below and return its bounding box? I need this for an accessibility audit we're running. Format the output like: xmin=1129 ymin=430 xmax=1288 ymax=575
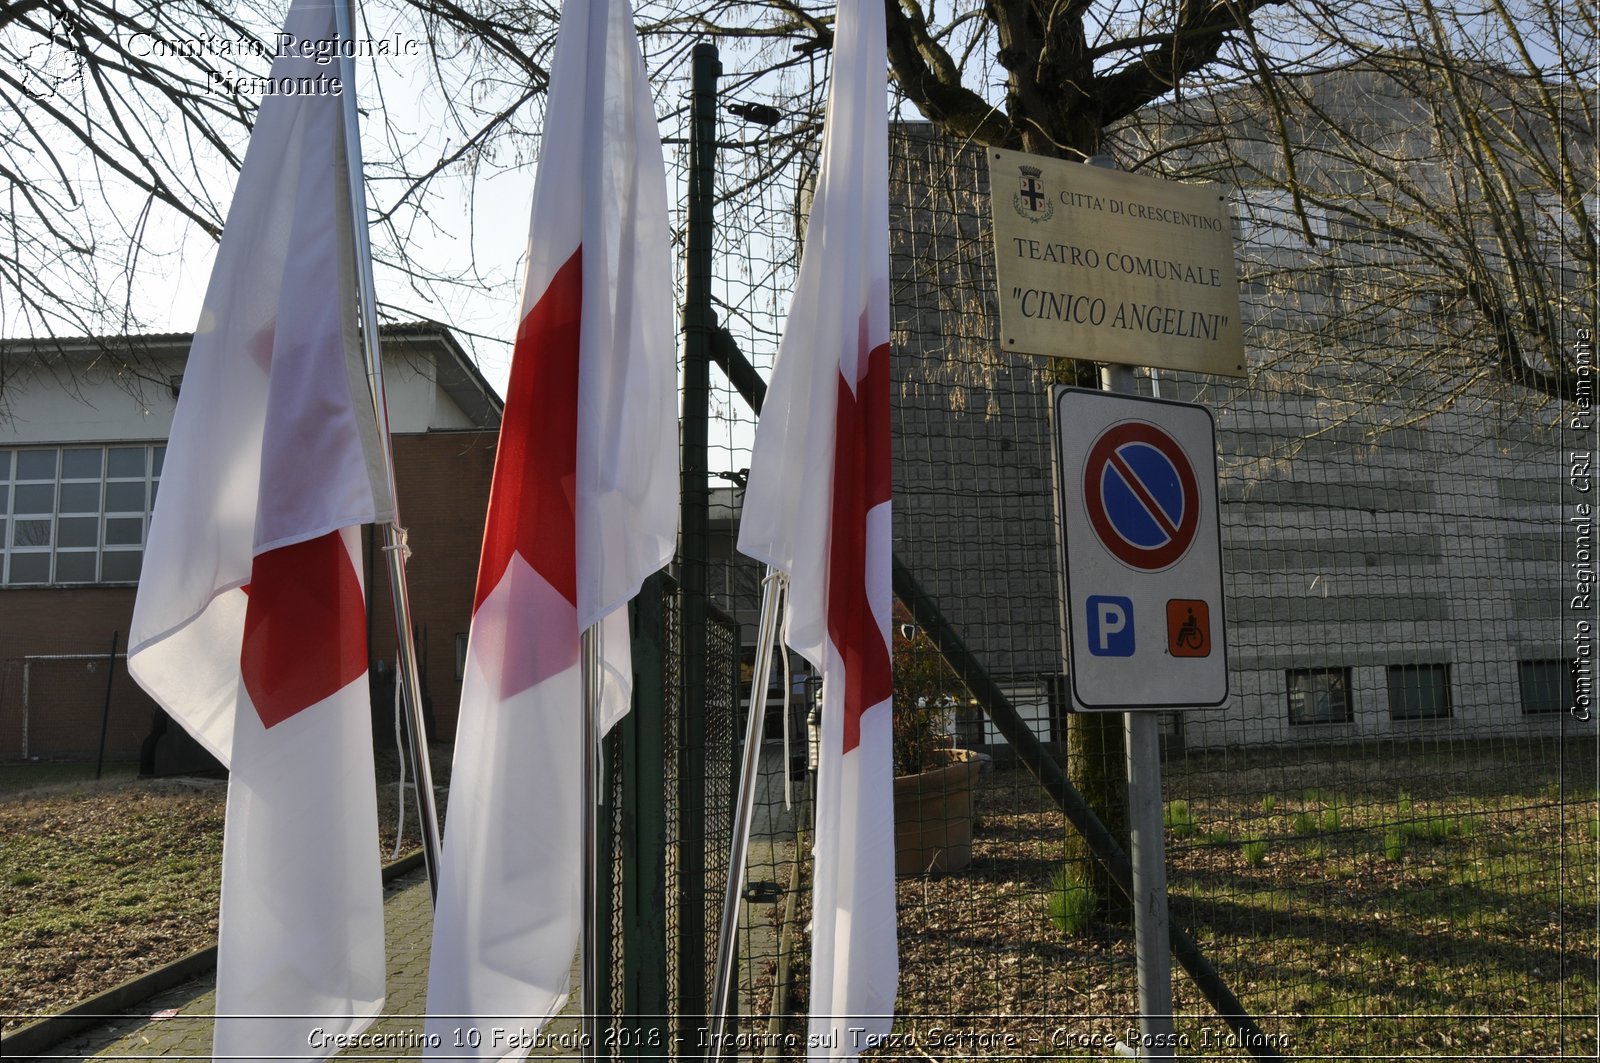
xmin=380 ymin=526 xmax=413 ymax=564
xmin=779 ymin=590 xmax=794 ymax=811
xmin=390 ymin=675 xmax=407 ymax=861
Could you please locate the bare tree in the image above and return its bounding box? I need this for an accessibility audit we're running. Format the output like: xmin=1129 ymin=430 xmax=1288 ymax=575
xmin=1112 ymin=0 xmax=1595 ymax=406
xmin=3 ymin=0 xmax=1591 ymax=918
xmin=0 ymin=0 xmax=554 ymax=401
xmin=8 ymin=1 xmax=1586 ymax=382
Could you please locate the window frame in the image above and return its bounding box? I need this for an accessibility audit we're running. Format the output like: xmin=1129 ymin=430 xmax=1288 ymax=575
xmin=0 ymin=444 xmax=163 ymax=587
xmin=1518 ymin=658 xmax=1575 ymax=716
xmin=1286 ymin=666 xmax=1355 ymax=726
xmin=1386 ymin=663 xmax=1453 ymax=721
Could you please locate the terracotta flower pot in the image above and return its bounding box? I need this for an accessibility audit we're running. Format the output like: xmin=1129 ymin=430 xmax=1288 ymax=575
xmin=892 ymin=747 xmax=979 ymax=875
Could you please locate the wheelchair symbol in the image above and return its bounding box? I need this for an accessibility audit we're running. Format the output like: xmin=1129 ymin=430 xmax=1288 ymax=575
xmin=1166 ymin=599 xmax=1211 ymax=657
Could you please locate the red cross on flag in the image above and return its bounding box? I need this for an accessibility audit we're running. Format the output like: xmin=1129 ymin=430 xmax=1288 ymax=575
xmin=736 ymin=0 xmax=899 ymax=1052
xmin=421 ymin=0 xmax=676 ymax=1054
xmin=127 ymin=1 xmax=391 ymax=1058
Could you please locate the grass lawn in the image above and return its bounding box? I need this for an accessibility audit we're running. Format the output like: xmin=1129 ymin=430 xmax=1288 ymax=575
xmin=4 ymin=738 xmax=1596 ymax=1059
xmin=880 ymin=737 xmax=1598 ymax=1059
xmin=0 ymin=752 xmax=435 ymax=1033
xmin=0 ymin=761 xmax=225 ymax=1030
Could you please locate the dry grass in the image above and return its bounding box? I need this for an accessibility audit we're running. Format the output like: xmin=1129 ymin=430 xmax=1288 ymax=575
xmin=751 ymin=741 xmax=1598 ymax=1059
xmin=5 ymin=738 xmax=1597 ymax=1061
xmin=0 ymin=750 xmax=437 ymax=1032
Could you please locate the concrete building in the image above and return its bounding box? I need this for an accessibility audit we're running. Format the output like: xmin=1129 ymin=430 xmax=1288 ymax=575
xmin=880 ymin=63 xmax=1590 ymax=751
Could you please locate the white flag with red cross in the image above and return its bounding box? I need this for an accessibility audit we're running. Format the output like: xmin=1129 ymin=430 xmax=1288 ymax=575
xmin=736 ymin=0 xmax=900 ymax=1055
xmin=421 ymin=0 xmax=676 ymax=1055
xmin=128 ymin=1 xmax=392 ymax=1058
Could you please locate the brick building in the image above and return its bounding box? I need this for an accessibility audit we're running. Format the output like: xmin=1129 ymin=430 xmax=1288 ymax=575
xmin=0 ymin=324 xmax=501 ymax=761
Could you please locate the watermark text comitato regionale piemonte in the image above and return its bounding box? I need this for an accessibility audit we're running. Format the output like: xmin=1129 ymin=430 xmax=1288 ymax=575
xmin=127 ymin=29 xmax=420 ymax=97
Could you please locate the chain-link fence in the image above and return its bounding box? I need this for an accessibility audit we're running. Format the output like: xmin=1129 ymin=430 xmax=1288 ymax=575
xmin=679 ymin=51 xmax=1597 ymax=1058
xmin=594 ymin=572 xmax=741 ymax=1057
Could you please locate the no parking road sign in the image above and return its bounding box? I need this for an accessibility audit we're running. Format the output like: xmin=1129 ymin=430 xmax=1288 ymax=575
xmin=1055 ymin=387 xmax=1227 ymax=710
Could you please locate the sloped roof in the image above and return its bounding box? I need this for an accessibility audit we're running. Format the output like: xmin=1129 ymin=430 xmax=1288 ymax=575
xmin=0 ymin=321 xmax=503 ymax=430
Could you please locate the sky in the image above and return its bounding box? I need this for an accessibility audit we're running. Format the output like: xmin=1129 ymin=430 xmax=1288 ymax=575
xmin=113 ymin=4 xmax=546 ymax=400
xmin=86 ymin=2 xmax=801 ymax=414
xmin=16 ymin=1 xmax=1582 ymax=408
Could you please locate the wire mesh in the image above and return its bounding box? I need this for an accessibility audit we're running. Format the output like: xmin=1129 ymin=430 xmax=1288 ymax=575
xmin=660 ymin=578 xmax=686 ymax=1047
xmin=602 ymin=573 xmax=739 ymax=1057
xmin=688 ymin=73 xmax=1596 ymax=1056
xmin=877 ymin=121 xmax=1595 ymax=1057
xmin=0 ymin=650 xmax=147 ymax=762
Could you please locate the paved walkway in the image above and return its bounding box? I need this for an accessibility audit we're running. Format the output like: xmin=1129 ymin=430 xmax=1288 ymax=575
xmin=28 ymin=868 xmax=584 ymax=1061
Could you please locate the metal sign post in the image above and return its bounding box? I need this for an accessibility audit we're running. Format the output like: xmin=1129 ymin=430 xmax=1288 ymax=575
xmin=1103 ymin=364 xmax=1175 ymax=1058
xmin=1001 ymin=149 xmax=1242 ymax=1060
xmin=1052 ymin=372 xmax=1230 ymax=1057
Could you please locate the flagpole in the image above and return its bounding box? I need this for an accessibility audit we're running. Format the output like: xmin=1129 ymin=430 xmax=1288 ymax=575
xmin=708 ymin=567 xmax=786 ymax=1059
xmin=579 ymin=624 xmax=602 ymax=1052
xmin=333 ymin=0 xmax=444 ymax=900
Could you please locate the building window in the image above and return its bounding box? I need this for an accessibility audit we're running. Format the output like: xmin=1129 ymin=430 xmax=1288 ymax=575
xmin=1387 ymin=663 xmax=1453 ymax=720
xmin=1518 ymin=659 xmax=1574 ymax=715
xmin=1287 ymin=667 xmax=1353 ymax=725
xmin=1 ymin=445 xmax=163 ymax=586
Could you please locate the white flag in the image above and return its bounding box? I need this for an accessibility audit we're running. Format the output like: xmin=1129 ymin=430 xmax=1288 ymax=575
xmin=127 ymin=1 xmax=391 ymax=1059
xmin=422 ymin=0 xmax=676 ymax=1054
xmin=737 ymin=0 xmax=899 ymax=1055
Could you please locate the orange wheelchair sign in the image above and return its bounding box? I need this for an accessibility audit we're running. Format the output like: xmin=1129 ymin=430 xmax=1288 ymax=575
xmin=1166 ymin=599 xmax=1211 ymax=658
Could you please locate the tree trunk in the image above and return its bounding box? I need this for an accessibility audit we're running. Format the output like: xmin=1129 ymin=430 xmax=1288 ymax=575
xmin=1064 ymin=711 xmax=1131 ymax=922
xmin=1051 ymin=357 xmax=1130 ymax=923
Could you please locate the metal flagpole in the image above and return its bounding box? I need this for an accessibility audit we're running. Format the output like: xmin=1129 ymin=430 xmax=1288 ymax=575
xmin=708 ymin=568 xmax=787 ymax=1059
xmin=333 ymin=0 xmax=444 ymax=900
xmin=579 ymin=625 xmax=602 ymax=1051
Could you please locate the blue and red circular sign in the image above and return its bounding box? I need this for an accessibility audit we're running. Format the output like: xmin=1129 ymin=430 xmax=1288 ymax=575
xmin=1082 ymin=420 xmax=1200 ymax=571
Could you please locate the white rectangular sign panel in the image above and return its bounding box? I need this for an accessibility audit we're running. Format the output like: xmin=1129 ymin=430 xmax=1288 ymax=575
xmin=1054 ymin=387 xmax=1228 ymax=711
xmin=989 ymin=148 xmax=1246 ymax=377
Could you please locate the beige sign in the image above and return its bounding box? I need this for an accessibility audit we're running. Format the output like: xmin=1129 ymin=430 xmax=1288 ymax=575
xmin=988 ymin=148 xmax=1245 ymax=377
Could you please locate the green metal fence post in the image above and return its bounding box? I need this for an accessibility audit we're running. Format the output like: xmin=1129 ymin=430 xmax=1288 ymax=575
xmin=623 ymin=575 xmax=670 ymax=1059
xmin=679 ymin=39 xmax=721 ymax=1054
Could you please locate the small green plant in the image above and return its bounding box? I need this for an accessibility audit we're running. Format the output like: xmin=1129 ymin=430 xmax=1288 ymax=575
xmin=9 ymin=870 xmax=42 ymax=888
xmin=1397 ymin=791 xmax=1413 ymax=817
xmin=1242 ymin=839 xmax=1268 ymax=866
xmin=1383 ymin=828 xmax=1406 ymax=862
xmin=1589 ymin=815 xmax=1599 ymax=842
xmin=1164 ymin=799 xmax=1199 ymax=839
xmin=1291 ymin=810 xmax=1318 ymax=835
xmin=1321 ymin=806 xmax=1343 ymax=832
xmin=1047 ymin=867 xmax=1099 ymax=936
xmin=1421 ymin=816 xmax=1458 ymax=840
xmin=1261 ymin=794 xmax=1278 ymax=814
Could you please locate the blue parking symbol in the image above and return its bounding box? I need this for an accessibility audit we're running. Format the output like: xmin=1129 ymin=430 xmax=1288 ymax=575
xmin=1086 ymin=596 xmax=1135 ymax=656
